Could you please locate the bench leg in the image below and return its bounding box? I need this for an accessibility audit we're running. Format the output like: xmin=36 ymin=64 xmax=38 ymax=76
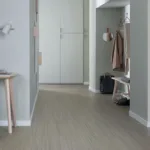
xmin=5 ymin=79 xmax=12 ymax=134
xmin=112 ymin=81 xmax=118 ymax=101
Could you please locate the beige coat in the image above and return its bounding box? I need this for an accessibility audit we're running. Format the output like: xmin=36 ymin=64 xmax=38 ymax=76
xmin=112 ymin=31 xmax=124 ymax=71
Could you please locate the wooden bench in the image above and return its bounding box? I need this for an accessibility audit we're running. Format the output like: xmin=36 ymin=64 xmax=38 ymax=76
xmin=112 ymin=77 xmax=130 ymax=101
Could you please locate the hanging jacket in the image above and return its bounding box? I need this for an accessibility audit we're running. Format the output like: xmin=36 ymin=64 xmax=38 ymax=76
xmin=111 ymin=31 xmax=124 ymax=71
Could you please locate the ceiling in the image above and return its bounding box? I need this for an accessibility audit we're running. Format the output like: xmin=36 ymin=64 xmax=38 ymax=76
xmin=97 ymin=0 xmax=130 ymax=8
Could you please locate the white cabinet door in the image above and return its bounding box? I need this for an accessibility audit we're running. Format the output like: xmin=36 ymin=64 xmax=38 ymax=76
xmin=61 ymin=34 xmax=83 ymax=83
xmin=39 ymin=0 xmax=84 ymax=84
xmin=39 ymin=0 xmax=61 ymax=83
xmin=61 ymin=0 xmax=83 ymax=33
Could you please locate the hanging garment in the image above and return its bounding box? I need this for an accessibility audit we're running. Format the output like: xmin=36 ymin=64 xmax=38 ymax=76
xmin=111 ymin=31 xmax=124 ymax=71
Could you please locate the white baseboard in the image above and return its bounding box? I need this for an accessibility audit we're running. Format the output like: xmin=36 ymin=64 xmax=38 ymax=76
xmin=0 ymin=120 xmax=31 ymax=127
xmin=129 ymin=111 xmax=150 ymax=127
xmin=89 ymin=86 xmax=100 ymax=93
xmin=84 ymin=82 xmax=89 ymax=85
xmin=0 ymin=89 xmax=39 ymax=127
xmin=0 ymin=88 xmax=40 ymax=127
xmin=30 ymin=88 xmax=39 ymax=123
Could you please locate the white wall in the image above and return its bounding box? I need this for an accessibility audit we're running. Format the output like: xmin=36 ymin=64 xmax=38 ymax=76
xmin=124 ymin=5 xmax=130 ymax=79
xmin=83 ymin=0 xmax=89 ymax=83
xmin=0 ymin=0 xmax=30 ymax=121
xmin=124 ymin=4 xmax=130 ymax=18
xmin=0 ymin=0 xmax=38 ymax=124
xmin=96 ymin=0 xmax=109 ymax=8
xmin=100 ymin=0 xmax=130 ymax=8
xmin=89 ymin=0 xmax=97 ymax=92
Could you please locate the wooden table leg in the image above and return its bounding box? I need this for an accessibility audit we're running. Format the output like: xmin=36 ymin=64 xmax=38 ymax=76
xmin=112 ymin=81 xmax=118 ymax=101
xmin=9 ymin=78 xmax=16 ymax=127
xmin=5 ymin=79 xmax=12 ymax=134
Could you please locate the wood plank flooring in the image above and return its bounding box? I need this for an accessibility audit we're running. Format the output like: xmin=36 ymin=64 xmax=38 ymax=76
xmin=0 ymin=85 xmax=150 ymax=150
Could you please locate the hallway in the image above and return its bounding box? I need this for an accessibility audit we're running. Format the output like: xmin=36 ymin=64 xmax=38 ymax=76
xmin=0 ymin=85 xmax=150 ymax=150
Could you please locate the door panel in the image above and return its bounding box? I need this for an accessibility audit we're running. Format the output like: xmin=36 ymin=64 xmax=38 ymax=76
xmin=39 ymin=0 xmax=61 ymax=83
xmin=61 ymin=34 xmax=83 ymax=83
xmin=61 ymin=0 xmax=83 ymax=33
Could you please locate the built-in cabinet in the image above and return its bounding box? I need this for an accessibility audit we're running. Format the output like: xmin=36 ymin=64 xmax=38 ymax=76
xmin=39 ymin=0 xmax=83 ymax=84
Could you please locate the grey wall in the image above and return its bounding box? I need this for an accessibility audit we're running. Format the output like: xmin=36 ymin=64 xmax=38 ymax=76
xmin=148 ymin=0 xmax=150 ymax=123
xmin=96 ymin=8 xmax=123 ymax=90
xmin=130 ymin=0 xmax=148 ymax=121
xmin=0 ymin=0 xmax=38 ymax=122
xmin=83 ymin=0 xmax=89 ymax=83
xmin=0 ymin=0 xmax=30 ymax=120
xmin=30 ymin=0 xmax=39 ymax=115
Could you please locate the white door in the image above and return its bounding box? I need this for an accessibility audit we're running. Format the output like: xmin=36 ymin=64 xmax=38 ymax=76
xmin=39 ymin=0 xmax=83 ymax=84
xmin=39 ymin=0 xmax=61 ymax=83
xmin=60 ymin=0 xmax=84 ymax=83
xmin=61 ymin=34 xmax=83 ymax=83
xmin=61 ymin=0 xmax=83 ymax=33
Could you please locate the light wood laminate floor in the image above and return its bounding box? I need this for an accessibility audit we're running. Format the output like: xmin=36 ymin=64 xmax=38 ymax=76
xmin=0 ymin=85 xmax=150 ymax=150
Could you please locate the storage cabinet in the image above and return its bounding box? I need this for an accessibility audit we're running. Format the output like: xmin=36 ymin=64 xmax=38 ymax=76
xmin=39 ymin=0 xmax=84 ymax=84
xmin=61 ymin=34 xmax=83 ymax=83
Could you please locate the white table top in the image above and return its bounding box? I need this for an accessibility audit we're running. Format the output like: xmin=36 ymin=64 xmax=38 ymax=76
xmin=0 ymin=73 xmax=17 ymax=79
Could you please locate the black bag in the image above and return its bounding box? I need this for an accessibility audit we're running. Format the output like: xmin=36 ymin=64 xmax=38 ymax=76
xmin=100 ymin=73 xmax=114 ymax=94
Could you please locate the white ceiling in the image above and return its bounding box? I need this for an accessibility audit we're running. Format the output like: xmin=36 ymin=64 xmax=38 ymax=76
xmin=97 ymin=0 xmax=130 ymax=8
